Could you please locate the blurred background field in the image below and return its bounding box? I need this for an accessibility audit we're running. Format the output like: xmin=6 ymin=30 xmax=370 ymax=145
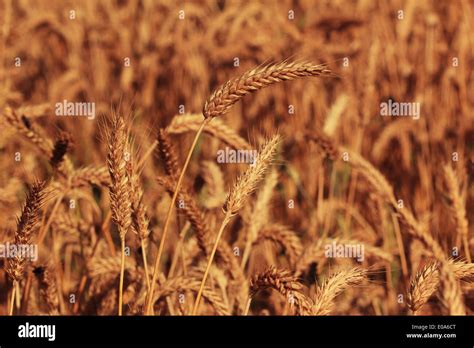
xmin=0 ymin=0 xmax=473 ymax=315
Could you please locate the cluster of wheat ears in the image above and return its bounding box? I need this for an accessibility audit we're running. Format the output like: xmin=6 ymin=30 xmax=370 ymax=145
xmin=1 ymin=58 xmax=473 ymax=316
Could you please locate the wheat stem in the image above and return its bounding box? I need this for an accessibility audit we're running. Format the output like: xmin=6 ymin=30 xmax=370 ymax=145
xmin=145 ymin=118 xmax=210 ymax=315
xmin=141 ymin=239 xmax=151 ymax=291
xmin=9 ymin=281 xmax=17 ymax=315
xmin=192 ymin=211 xmax=233 ymax=315
xmin=118 ymin=238 xmax=126 ymax=316
xmin=244 ymin=298 xmax=252 ymax=315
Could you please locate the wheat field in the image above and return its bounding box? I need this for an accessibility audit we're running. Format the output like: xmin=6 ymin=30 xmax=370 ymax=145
xmin=0 ymin=0 xmax=473 ymax=316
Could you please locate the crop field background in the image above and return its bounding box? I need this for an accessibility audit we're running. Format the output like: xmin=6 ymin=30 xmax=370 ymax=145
xmin=0 ymin=0 xmax=473 ymax=316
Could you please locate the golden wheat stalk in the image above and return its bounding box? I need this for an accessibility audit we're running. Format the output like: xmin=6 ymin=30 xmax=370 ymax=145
xmin=192 ymin=134 xmax=281 ymax=315
xmin=157 ymin=148 xmax=248 ymax=313
xmin=145 ymin=119 xmax=209 ymax=315
xmin=106 ymin=114 xmax=132 ymax=315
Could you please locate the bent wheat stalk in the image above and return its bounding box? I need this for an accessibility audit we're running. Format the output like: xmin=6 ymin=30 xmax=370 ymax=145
xmin=192 ymin=134 xmax=280 ymax=315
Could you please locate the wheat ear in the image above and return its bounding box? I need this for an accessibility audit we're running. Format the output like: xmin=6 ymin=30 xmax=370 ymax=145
xmin=106 ymin=114 xmax=132 ymax=315
xmin=313 ymin=267 xmax=366 ymax=315
xmin=192 ymin=134 xmax=281 ymax=315
xmin=33 ymin=265 xmax=60 ymax=315
xmin=407 ymin=260 xmax=474 ymax=314
xmin=203 ymin=61 xmax=331 ymax=119
xmin=249 ymin=266 xmax=314 ymax=315
xmin=5 ymin=180 xmax=47 ymax=315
